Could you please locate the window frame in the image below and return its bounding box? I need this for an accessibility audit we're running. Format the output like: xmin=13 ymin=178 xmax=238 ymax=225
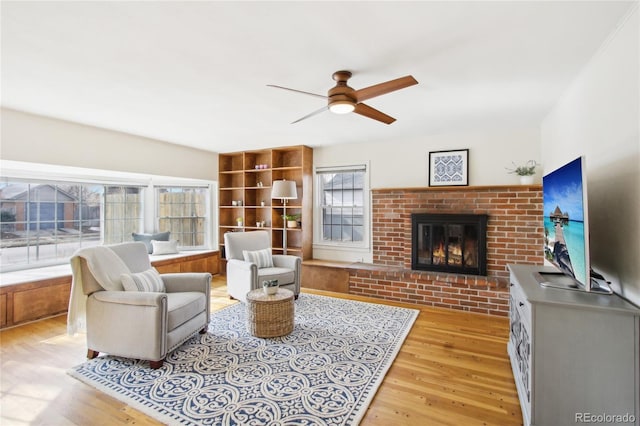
xmin=155 ymin=185 xmax=211 ymax=250
xmin=0 ymin=160 xmax=215 ymax=272
xmin=103 ymin=185 xmax=146 ymax=245
xmin=313 ymin=163 xmax=370 ymax=250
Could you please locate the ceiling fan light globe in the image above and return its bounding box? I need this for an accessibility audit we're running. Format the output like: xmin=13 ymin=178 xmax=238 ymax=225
xmin=329 ymin=101 xmax=355 ymax=114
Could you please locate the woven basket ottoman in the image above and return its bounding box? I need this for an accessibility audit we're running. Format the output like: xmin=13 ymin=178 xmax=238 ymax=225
xmin=246 ymin=288 xmax=295 ymax=337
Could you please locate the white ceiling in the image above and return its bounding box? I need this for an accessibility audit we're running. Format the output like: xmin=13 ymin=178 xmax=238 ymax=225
xmin=1 ymin=1 xmax=635 ymax=154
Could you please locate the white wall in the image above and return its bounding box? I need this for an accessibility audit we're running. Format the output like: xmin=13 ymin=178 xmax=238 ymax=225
xmin=1 ymin=108 xmax=218 ymax=180
xmin=541 ymin=6 xmax=639 ymax=305
xmin=313 ymin=126 xmax=541 ymax=262
xmin=314 ymin=127 xmax=541 ymax=189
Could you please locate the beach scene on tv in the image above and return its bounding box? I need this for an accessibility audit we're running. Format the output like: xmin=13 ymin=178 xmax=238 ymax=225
xmin=543 ymin=157 xmax=588 ymax=287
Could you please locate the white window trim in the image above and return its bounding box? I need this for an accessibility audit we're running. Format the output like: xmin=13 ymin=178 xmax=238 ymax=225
xmin=313 ymin=161 xmax=370 ymax=250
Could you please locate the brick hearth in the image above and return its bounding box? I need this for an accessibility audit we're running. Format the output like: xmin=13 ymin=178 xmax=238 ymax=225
xmin=350 ymin=185 xmax=543 ymax=316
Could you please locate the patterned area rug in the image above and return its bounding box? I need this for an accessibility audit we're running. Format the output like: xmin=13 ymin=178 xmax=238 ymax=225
xmin=68 ymin=293 xmax=418 ymax=425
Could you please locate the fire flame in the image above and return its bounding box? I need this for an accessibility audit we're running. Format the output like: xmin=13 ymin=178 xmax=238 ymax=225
xmin=433 ymin=240 xmax=464 ymax=266
xmin=433 ymin=241 xmax=446 ymax=264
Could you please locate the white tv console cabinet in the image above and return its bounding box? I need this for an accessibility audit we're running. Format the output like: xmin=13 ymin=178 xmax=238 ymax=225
xmin=508 ymin=264 xmax=639 ymax=426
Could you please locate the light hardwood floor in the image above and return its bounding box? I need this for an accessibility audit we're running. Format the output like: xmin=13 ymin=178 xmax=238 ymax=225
xmin=0 ymin=276 xmax=523 ymax=425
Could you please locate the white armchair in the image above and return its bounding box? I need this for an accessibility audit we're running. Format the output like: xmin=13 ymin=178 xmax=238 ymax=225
xmin=68 ymin=242 xmax=211 ymax=369
xmin=224 ymin=230 xmax=301 ymax=302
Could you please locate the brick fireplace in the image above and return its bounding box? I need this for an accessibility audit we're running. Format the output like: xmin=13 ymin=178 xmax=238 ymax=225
xmin=349 ymin=185 xmax=543 ymax=316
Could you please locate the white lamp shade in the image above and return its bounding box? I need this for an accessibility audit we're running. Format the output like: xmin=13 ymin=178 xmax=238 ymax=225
xmin=271 ymin=180 xmax=297 ymax=199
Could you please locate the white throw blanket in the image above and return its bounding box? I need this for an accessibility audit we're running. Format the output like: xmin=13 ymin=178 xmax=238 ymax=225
xmin=67 ymin=246 xmax=130 ymax=335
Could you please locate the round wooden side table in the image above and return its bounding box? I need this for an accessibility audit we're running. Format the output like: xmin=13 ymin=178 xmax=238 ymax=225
xmin=246 ymin=287 xmax=294 ymax=337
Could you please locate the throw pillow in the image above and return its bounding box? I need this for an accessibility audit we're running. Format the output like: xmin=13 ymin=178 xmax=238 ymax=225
xmin=121 ymin=268 xmax=165 ymax=293
xmin=151 ymin=239 xmax=179 ymax=255
xmin=242 ymin=248 xmax=274 ymax=269
xmin=132 ymin=231 xmax=170 ymax=254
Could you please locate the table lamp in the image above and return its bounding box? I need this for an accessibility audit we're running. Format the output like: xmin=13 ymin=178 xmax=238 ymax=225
xmin=271 ymin=180 xmax=297 ymax=254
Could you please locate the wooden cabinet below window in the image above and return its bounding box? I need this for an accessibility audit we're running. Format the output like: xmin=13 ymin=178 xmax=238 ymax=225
xmin=152 ymin=251 xmax=219 ymax=275
xmin=0 ymin=250 xmax=219 ymax=329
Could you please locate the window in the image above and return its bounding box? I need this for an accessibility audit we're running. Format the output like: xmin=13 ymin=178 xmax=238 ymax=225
xmin=156 ymin=187 xmax=208 ymax=248
xmin=316 ymin=165 xmax=367 ymax=245
xmin=1 ymin=161 xmax=214 ymax=272
xmin=104 ymin=186 xmax=144 ymax=244
xmin=0 ymin=180 xmax=143 ymax=270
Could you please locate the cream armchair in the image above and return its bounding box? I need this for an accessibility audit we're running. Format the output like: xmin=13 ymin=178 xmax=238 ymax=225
xmin=224 ymin=230 xmax=301 ymax=302
xmin=69 ymin=242 xmax=211 ymax=369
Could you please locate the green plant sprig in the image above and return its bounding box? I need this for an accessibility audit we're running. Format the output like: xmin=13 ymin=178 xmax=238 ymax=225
xmin=282 ymin=214 xmax=300 ymax=221
xmin=506 ymin=160 xmax=538 ymax=176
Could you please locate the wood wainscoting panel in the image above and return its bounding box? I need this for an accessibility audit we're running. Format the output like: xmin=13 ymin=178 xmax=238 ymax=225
xmin=180 ymin=257 xmax=212 ymax=273
xmin=12 ymin=279 xmax=71 ymax=324
xmin=0 ymin=293 xmax=7 ymax=327
xmin=152 ymin=251 xmax=219 ymax=275
xmin=301 ymin=260 xmax=351 ymax=293
xmin=153 ymin=263 xmax=182 ymax=273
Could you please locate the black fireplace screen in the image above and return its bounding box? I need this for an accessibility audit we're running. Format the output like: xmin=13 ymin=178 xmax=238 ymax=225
xmin=411 ymin=213 xmax=487 ymax=275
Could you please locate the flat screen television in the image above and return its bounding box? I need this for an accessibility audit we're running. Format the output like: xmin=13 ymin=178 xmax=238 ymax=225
xmin=536 ymin=156 xmax=595 ymax=292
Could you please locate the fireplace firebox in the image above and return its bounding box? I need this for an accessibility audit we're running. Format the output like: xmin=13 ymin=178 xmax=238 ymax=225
xmin=411 ymin=213 xmax=488 ymax=275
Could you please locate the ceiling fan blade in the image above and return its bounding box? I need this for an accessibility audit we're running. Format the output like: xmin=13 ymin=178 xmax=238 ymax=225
xmin=353 ymin=103 xmax=396 ymax=124
xmin=291 ymin=105 xmax=329 ymax=124
xmin=352 ymin=75 xmax=418 ymax=102
xmin=267 ymin=84 xmax=327 ymax=99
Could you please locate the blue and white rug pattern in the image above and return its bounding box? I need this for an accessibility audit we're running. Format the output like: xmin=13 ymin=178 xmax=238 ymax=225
xmin=69 ymin=294 xmax=418 ymax=425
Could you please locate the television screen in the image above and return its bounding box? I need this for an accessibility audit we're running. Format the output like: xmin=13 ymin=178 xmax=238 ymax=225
xmin=542 ymin=156 xmax=590 ymax=289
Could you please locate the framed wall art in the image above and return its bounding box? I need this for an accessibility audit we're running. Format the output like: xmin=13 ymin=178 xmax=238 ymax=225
xmin=428 ymin=149 xmax=469 ymax=186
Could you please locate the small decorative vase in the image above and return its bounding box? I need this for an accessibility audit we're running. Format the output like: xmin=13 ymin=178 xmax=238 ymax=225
xmin=287 ymin=220 xmax=298 ymax=228
xmin=263 ymin=279 xmax=279 ymax=295
xmin=520 ymin=175 xmax=534 ymax=185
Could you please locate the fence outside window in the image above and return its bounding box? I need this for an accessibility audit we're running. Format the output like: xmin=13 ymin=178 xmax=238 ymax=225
xmin=156 ymin=187 xmax=208 ymax=248
xmin=0 ymin=179 xmax=211 ymax=271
